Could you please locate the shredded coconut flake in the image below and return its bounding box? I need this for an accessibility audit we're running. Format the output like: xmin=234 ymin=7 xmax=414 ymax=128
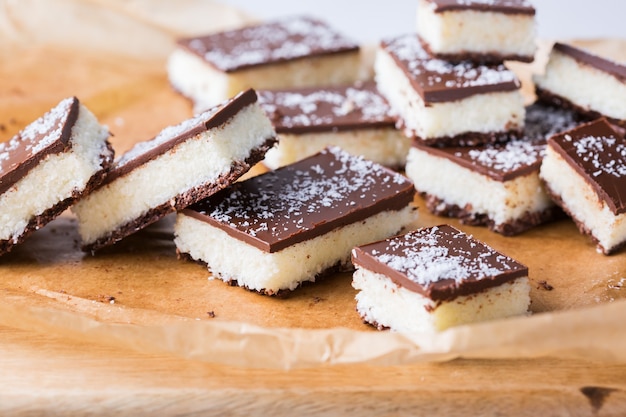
xmin=186 ymin=16 xmax=357 ymax=72
xmin=115 ymin=105 xmax=221 ymax=168
xmin=572 ymin=135 xmax=626 ymax=178
xmin=0 ymin=97 xmax=74 ymax=172
xmin=370 ymin=226 xmax=519 ymax=286
xmin=257 ymin=84 xmax=392 ymax=130
xmin=382 ymin=34 xmax=519 ymax=98
xmin=205 ymin=147 xmax=411 ymax=238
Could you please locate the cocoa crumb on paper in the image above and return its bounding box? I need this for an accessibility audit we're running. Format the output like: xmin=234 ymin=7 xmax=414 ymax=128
xmin=538 ymin=280 xmax=554 ymax=291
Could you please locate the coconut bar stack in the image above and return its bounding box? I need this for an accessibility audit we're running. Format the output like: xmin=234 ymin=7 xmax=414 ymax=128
xmin=377 ymin=0 xmax=576 ymax=237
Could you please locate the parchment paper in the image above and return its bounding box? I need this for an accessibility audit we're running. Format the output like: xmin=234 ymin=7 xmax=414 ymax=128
xmin=2 ymin=0 xmax=626 ymax=369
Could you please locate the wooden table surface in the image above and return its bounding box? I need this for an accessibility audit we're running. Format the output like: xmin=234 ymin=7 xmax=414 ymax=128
xmin=2 ymin=321 xmax=626 ymax=416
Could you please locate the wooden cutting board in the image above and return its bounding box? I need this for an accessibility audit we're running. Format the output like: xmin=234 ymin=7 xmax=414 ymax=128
xmin=2 ymin=42 xmax=626 ymax=415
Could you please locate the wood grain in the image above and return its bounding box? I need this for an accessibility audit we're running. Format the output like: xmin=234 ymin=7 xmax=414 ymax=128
xmin=2 ymin=322 xmax=626 ymax=416
xmin=3 ymin=40 xmax=626 ymax=415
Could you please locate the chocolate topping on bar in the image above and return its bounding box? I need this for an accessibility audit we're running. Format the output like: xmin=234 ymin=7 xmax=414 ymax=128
xmin=257 ymin=82 xmax=396 ymax=134
xmin=0 ymin=97 xmax=79 ymax=195
xmin=177 ymin=16 xmax=359 ymax=73
xmin=413 ymin=103 xmax=580 ymax=181
xmin=381 ymin=34 xmax=520 ymax=103
xmin=351 ymin=224 xmax=528 ymax=302
xmin=182 ymin=147 xmax=415 ymax=253
xmin=548 ymin=118 xmax=626 ymax=215
xmin=553 ymin=43 xmax=626 ymax=83
xmin=104 ymin=89 xmax=258 ymax=185
xmin=426 ymin=0 xmax=535 ymax=14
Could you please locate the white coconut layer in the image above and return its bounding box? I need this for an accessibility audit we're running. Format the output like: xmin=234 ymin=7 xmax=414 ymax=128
xmin=0 ymin=104 xmax=110 ymax=242
xmin=352 ymin=267 xmax=530 ymax=333
xmin=168 ymin=48 xmax=361 ymax=112
xmin=416 ymin=0 xmax=536 ymax=58
xmin=405 ymin=146 xmax=553 ymax=228
xmin=540 ymin=144 xmax=626 ymax=254
xmin=263 ymin=128 xmax=410 ymax=170
xmin=533 ymin=49 xmax=626 ymax=122
xmin=174 ymin=205 xmax=416 ymax=293
xmin=73 ymin=103 xmax=274 ymax=246
xmin=375 ymin=48 xmax=525 ymax=140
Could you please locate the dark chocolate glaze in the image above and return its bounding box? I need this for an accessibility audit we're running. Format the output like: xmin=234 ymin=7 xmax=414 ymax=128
xmin=412 ymin=103 xmax=580 ymax=181
xmin=0 ymin=97 xmax=79 ymax=195
xmin=177 ymin=16 xmax=359 ymax=73
xmin=102 ymin=89 xmax=258 ymax=186
xmin=182 ymin=147 xmax=415 ymax=253
xmin=413 ymin=128 xmax=519 ymax=147
xmin=553 ymin=43 xmax=626 ymax=83
xmin=352 ymin=224 xmax=528 ymax=302
xmin=426 ymin=0 xmax=535 ymax=14
xmin=547 ymin=118 xmax=626 ymax=215
xmin=257 ymin=82 xmax=396 ymax=134
xmin=381 ymin=34 xmax=520 ymax=103
xmin=418 ymin=36 xmax=534 ymax=65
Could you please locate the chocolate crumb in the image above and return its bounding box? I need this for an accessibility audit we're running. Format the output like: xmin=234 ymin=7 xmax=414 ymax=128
xmin=207 ymin=311 xmax=216 ymax=318
xmin=0 ymin=124 xmax=5 ymax=132
xmin=96 ymin=294 xmax=116 ymax=304
xmin=580 ymin=386 xmax=616 ymax=413
xmin=538 ymin=280 xmax=554 ymax=291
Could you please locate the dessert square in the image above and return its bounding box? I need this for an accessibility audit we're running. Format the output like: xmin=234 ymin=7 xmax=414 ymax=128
xmin=0 ymin=97 xmax=113 ymax=255
xmin=534 ymin=42 xmax=626 ymax=129
xmin=351 ymin=225 xmax=530 ymax=333
xmin=168 ymin=16 xmax=361 ymax=111
xmin=73 ymin=89 xmax=276 ymax=252
xmin=174 ymin=147 xmax=417 ymax=295
xmin=539 ymin=118 xmax=626 ymax=255
xmin=375 ymin=34 xmax=524 ymax=147
xmin=405 ymin=103 xmax=580 ymax=235
xmin=257 ymin=82 xmax=410 ymax=169
xmin=416 ymin=0 xmax=537 ymax=63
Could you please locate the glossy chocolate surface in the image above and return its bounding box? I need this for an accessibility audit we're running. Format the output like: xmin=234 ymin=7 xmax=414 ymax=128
xmin=104 ymin=89 xmax=258 ymax=185
xmin=257 ymin=82 xmax=396 ymax=134
xmin=548 ymin=118 xmax=626 ymax=215
xmin=413 ymin=103 xmax=580 ymax=181
xmin=182 ymin=147 xmax=415 ymax=253
xmin=351 ymin=224 xmax=528 ymax=302
xmin=0 ymin=97 xmax=79 ymax=195
xmin=177 ymin=16 xmax=359 ymax=73
xmin=426 ymin=0 xmax=535 ymax=14
xmin=554 ymin=43 xmax=626 ymax=83
xmin=381 ymin=34 xmax=520 ymax=103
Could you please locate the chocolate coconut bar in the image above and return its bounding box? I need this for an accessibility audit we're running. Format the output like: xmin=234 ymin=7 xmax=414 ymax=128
xmin=540 ymin=118 xmax=626 ymax=255
xmin=168 ymin=16 xmax=361 ymax=111
xmin=375 ymin=34 xmax=524 ymax=147
xmin=174 ymin=146 xmax=417 ymax=295
xmin=0 ymin=97 xmax=113 ymax=255
xmin=405 ymin=103 xmax=580 ymax=235
xmin=257 ymin=82 xmax=409 ymax=169
xmin=351 ymin=224 xmax=530 ymax=332
xmin=534 ymin=42 xmax=626 ymax=129
xmin=73 ymin=89 xmax=276 ymax=252
xmin=417 ymin=0 xmax=537 ymax=63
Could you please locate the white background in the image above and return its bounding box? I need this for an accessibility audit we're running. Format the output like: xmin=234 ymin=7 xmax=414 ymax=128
xmin=222 ymin=0 xmax=625 ymax=44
